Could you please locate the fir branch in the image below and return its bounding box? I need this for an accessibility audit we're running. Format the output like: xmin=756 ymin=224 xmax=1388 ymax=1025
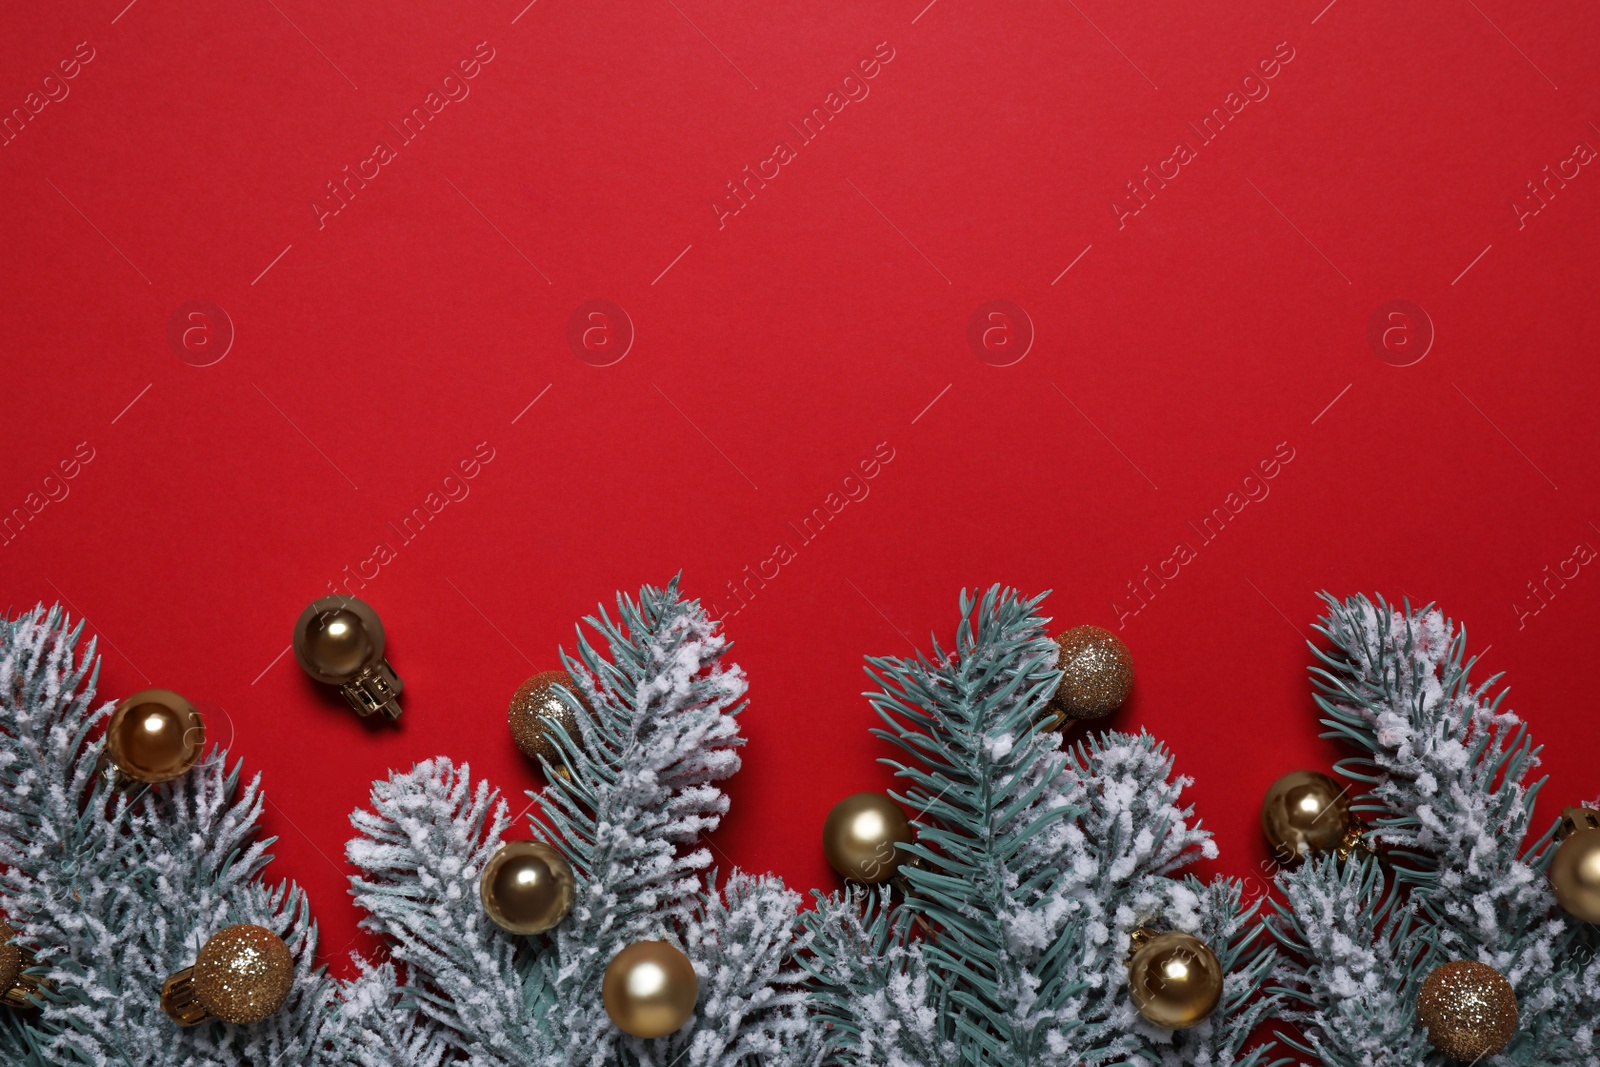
xmin=344 ymin=578 xmax=813 ymax=1067
xmin=332 ymin=961 xmax=453 ymax=1067
xmin=1290 ymin=594 xmax=1600 ymax=1065
xmin=813 ymin=587 xmax=1276 ymax=1067
xmin=1062 ymin=733 xmax=1275 ymax=1067
xmin=345 ymin=757 xmax=535 ymax=1065
xmin=1269 ymin=856 xmax=1435 ymax=1067
xmin=0 ymin=605 xmax=345 ymax=1067
xmin=799 ymin=886 xmax=954 ymax=1067
xmin=536 ymin=577 xmax=750 ymax=1066
xmin=671 ymin=872 xmax=820 ymax=1067
xmin=866 ymin=586 xmax=1087 ymax=1064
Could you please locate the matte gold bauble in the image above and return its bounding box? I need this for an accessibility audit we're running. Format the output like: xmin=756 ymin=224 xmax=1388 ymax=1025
xmin=508 ymin=671 xmax=583 ymax=764
xmin=105 ymin=689 xmax=205 ymax=784
xmin=1550 ymin=808 xmax=1600 ymax=922
xmin=823 ymin=793 xmax=911 ymax=884
xmin=162 ymin=924 xmax=293 ymax=1026
xmin=1046 ymin=626 xmax=1133 ymax=724
xmin=1260 ymin=770 xmax=1351 ymax=861
xmin=1127 ymin=929 xmax=1223 ymax=1029
xmin=480 ymin=840 xmax=576 ymax=935
xmin=601 ymin=940 xmax=698 ymax=1038
xmin=1416 ymin=960 xmax=1518 ymax=1061
xmin=292 ymin=596 xmax=403 ymax=719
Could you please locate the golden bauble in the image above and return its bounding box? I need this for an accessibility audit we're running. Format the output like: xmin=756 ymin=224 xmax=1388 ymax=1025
xmin=1417 ymin=960 xmax=1518 ymax=1061
xmin=105 ymin=689 xmax=205 ymax=784
xmin=191 ymin=924 xmax=294 ymax=1025
xmin=292 ymin=596 xmax=404 ymax=718
xmin=823 ymin=793 xmax=911 ymax=884
xmin=1550 ymin=815 xmax=1600 ymax=923
xmin=1046 ymin=626 xmax=1133 ymax=724
xmin=1260 ymin=770 xmax=1351 ymax=861
xmin=1127 ymin=930 xmax=1223 ymax=1029
xmin=292 ymin=597 xmax=384 ymax=684
xmin=0 ymin=919 xmax=21 ymax=994
xmin=508 ymin=671 xmax=583 ymax=764
xmin=602 ymin=940 xmax=698 ymax=1038
xmin=480 ymin=840 xmax=576 ymax=935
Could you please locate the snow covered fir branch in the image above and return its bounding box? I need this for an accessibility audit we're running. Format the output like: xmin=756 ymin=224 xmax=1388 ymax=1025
xmin=1269 ymin=593 xmax=1600 ymax=1066
xmin=1 ymin=584 xmax=1597 ymax=1066
xmin=804 ymin=587 xmax=1276 ymax=1067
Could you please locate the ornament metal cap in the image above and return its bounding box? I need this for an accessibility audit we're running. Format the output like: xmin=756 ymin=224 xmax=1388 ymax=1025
xmin=1556 ymin=806 xmax=1600 ymax=841
xmin=292 ymin=596 xmax=403 ymax=720
xmin=161 ymin=924 xmax=293 ymax=1027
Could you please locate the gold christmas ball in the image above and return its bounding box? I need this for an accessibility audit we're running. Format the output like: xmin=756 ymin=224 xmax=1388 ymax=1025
xmin=1047 ymin=626 xmax=1133 ymax=723
xmin=0 ymin=919 xmax=21 ymax=993
xmin=601 ymin=940 xmax=698 ymax=1038
xmin=1417 ymin=960 xmax=1518 ymax=1061
xmin=293 ymin=597 xmax=385 ymax=684
xmin=191 ymin=924 xmax=293 ymax=1025
xmin=1550 ymin=819 xmax=1600 ymax=923
xmin=1127 ymin=930 xmax=1223 ymax=1029
xmin=1261 ymin=770 xmax=1351 ymax=861
xmin=823 ymin=793 xmax=911 ymax=884
xmin=480 ymin=840 xmax=576 ymax=935
xmin=105 ymin=689 xmax=205 ymax=784
xmin=508 ymin=671 xmax=583 ymax=764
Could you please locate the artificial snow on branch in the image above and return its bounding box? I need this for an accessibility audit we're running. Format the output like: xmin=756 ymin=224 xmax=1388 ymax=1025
xmin=806 ymin=586 xmax=1277 ymax=1067
xmin=344 ymin=577 xmax=820 ymax=1067
xmin=0 ymin=606 xmax=348 ymax=1067
xmin=1272 ymin=594 xmax=1600 ymax=1066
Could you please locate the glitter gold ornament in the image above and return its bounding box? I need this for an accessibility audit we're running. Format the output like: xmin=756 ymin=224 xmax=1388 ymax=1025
xmin=823 ymin=792 xmax=911 ymax=884
xmin=161 ymin=924 xmax=293 ymax=1026
xmin=1549 ymin=807 xmax=1600 ymax=923
xmin=1416 ymin=960 xmax=1518 ymax=1061
xmin=105 ymin=689 xmax=205 ymax=785
xmin=1046 ymin=626 xmax=1133 ymax=725
xmin=1126 ymin=928 xmax=1223 ymax=1029
xmin=601 ymin=940 xmax=698 ymax=1038
xmin=0 ymin=922 xmax=19 ymax=995
xmin=0 ymin=918 xmax=47 ymax=1009
xmin=293 ymin=596 xmax=403 ymax=719
xmin=508 ymin=671 xmax=585 ymax=765
xmin=1260 ymin=770 xmax=1352 ymax=861
xmin=480 ymin=840 xmax=576 ymax=935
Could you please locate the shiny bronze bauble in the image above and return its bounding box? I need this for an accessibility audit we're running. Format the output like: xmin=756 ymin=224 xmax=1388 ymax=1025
xmin=1550 ymin=809 xmax=1600 ymax=923
xmin=163 ymin=924 xmax=293 ymax=1026
xmin=480 ymin=840 xmax=576 ymax=935
xmin=293 ymin=597 xmax=384 ymax=683
xmin=601 ymin=940 xmax=698 ymax=1038
xmin=508 ymin=671 xmax=583 ymax=765
xmin=1127 ymin=929 xmax=1223 ymax=1029
xmin=1416 ymin=960 xmax=1518 ymax=1061
xmin=105 ymin=689 xmax=205 ymax=784
xmin=1046 ymin=626 xmax=1133 ymax=724
xmin=1260 ymin=770 xmax=1351 ymax=861
xmin=823 ymin=793 xmax=911 ymax=884
xmin=292 ymin=596 xmax=403 ymax=719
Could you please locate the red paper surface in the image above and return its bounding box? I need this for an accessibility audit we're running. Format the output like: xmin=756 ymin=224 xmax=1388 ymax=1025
xmin=3 ymin=1 xmax=1597 ymax=970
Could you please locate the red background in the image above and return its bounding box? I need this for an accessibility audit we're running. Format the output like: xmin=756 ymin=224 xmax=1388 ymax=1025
xmin=3 ymin=0 xmax=1598 ymax=971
